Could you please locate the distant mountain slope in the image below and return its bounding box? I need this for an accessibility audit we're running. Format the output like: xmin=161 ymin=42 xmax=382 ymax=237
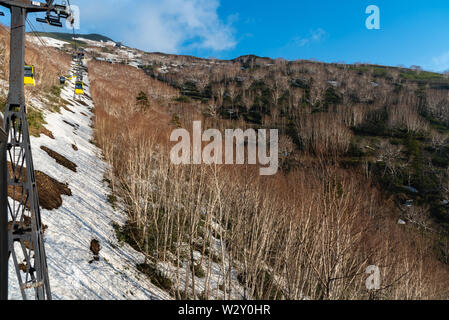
xmin=30 ymin=32 xmax=115 ymax=44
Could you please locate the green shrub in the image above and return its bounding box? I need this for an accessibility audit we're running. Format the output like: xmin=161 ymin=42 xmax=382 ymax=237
xmin=137 ymin=263 xmax=173 ymax=291
xmin=175 ymin=95 xmax=191 ymax=103
xmin=136 ymin=91 xmax=150 ymax=111
xmin=432 ymin=155 xmax=449 ymax=168
xmin=0 ymin=95 xmax=7 ymax=112
xmin=27 ymin=107 xmax=46 ymax=137
xmin=323 ymin=87 xmax=342 ymax=109
xmin=171 ymin=114 xmax=181 ymax=127
xmin=112 ymin=222 xmax=140 ymax=251
xmin=50 ymin=85 xmax=62 ymax=97
xmin=191 ymin=263 xmax=206 ymax=278
xmin=107 ymin=194 xmax=117 ymax=209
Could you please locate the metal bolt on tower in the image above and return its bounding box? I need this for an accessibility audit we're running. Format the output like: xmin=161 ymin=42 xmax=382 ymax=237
xmin=0 ymin=0 xmax=73 ymax=300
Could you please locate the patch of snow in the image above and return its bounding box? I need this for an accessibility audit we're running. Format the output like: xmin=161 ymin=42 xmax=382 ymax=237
xmin=157 ymin=234 xmax=245 ymax=300
xmin=402 ymin=186 xmax=418 ymax=194
xmin=7 ymin=62 xmax=171 ymax=300
xmin=28 ymin=36 xmax=69 ymax=49
xmin=405 ymin=200 xmax=414 ymax=208
xmin=73 ymin=37 xmax=116 ymax=47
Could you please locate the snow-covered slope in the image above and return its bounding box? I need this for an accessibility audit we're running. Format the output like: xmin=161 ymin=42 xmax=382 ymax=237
xmin=7 ymin=63 xmax=171 ymax=300
xmin=28 ymin=36 xmax=69 ymax=49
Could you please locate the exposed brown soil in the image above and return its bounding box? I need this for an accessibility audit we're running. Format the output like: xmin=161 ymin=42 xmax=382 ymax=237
xmin=8 ymin=162 xmax=72 ymax=210
xmin=35 ymin=170 xmax=72 ymax=210
xmin=80 ymin=112 xmax=88 ymax=117
xmin=29 ymin=126 xmax=54 ymax=140
xmin=62 ymin=105 xmax=75 ymax=113
xmin=63 ymin=120 xmax=79 ymax=129
xmin=90 ymin=239 xmax=101 ymax=255
xmin=40 ymin=146 xmax=77 ymax=172
xmin=89 ymin=239 xmax=101 ymax=263
xmin=42 ymin=127 xmax=55 ymax=139
xmin=7 ymin=215 xmax=48 ymax=233
xmin=18 ymin=263 xmax=27 ymax=272
xmin=60 ymin=98 xmax=74 ymax=106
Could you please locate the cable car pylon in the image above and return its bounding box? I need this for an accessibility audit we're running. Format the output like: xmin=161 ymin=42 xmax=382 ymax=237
xmin=0 ymin=0 xmax=73 ymax=300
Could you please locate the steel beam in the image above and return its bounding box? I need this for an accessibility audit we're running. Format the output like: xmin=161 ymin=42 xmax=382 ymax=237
xmin=0 ymin=119 xmax=7 ymax=301
xmin=2 ymin=2 xmax=50 ymax=301
xmin=0 ymin=0 xmax=71 ymax=300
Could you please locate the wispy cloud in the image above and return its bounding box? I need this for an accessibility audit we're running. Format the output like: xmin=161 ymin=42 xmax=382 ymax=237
xmin=290 ymin=28 xmax=327 ymax=47
xmin=430 ymin=51 xmax=449 ymax=72
xmin=75 ymin=0 xmax=237 ymax=53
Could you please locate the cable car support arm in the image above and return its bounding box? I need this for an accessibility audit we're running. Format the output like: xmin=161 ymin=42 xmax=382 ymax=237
xmin=0 ymin=0 xmax=72 ymax=301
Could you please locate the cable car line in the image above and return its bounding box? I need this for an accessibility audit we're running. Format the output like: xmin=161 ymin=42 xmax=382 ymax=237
xmin=26 ymin=17 xmax=56 ymax=62
xmin=24 ymin=18 xmax=55 ymax=87
xmin=0 ymin=0 xmax=73 ymax=301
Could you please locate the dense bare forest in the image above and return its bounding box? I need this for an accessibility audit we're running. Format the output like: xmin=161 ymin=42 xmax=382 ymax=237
xmin=89 ymin=52 xmax=449 ymax=299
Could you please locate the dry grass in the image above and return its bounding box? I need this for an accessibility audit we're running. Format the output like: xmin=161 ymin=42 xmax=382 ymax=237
xmin=0 ymin=23 xmax=71 ymax=143
xmin=90 ymin=57 xmax=449 ymax=300
xmin=295 ymin=112 xmax=353 ymax=155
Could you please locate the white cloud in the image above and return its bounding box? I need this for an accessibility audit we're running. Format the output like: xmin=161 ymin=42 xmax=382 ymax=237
xmin=431 ymin=51 xmax=449 ymax=73
xmin=73 ymin=0 xmax=237 ymax=53
xmin=291 ymin=28 xmax=327 ymax=47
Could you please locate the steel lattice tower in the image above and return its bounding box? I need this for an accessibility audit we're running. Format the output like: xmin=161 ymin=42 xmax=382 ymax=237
xmin=0 ymin=0 xmax=72 ymax=300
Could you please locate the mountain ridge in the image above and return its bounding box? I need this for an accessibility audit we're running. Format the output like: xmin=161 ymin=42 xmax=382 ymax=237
xmin=30 ymin=32 xmax=115 ymax=44
xmin=34 ymin=31 xmax=449 ymax=75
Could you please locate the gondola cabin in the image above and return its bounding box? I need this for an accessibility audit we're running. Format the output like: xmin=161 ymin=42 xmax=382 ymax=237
xmin=24 ymin=65 xmax=35 ymax=87
xmin=75 ymin=81 xmax=84 ymax=95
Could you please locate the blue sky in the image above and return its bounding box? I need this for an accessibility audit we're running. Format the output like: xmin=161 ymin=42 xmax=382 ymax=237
xmin=2 ymin=0 xmax=449 ymax=72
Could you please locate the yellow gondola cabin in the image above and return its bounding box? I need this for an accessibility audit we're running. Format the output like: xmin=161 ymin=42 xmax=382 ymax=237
xmin=75 ymin=81 xmax=84 ymax=95
xmin=24 ymin=65 xmax=35 ymax=87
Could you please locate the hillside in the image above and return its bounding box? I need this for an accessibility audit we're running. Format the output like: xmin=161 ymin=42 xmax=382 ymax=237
xmin=4 ymin=30 xmax=449 ymax=300
xmin=137 ymin=52 xmax=449 ymax=230
xmin=84 ymin=34 xmax=449 ymax=299
xmin=8 ymin=63 xmax=170 ymax=300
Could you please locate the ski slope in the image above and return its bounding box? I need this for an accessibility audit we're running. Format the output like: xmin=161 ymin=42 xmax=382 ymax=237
xmin=7 ymin=64 xmax=171 ymax=300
